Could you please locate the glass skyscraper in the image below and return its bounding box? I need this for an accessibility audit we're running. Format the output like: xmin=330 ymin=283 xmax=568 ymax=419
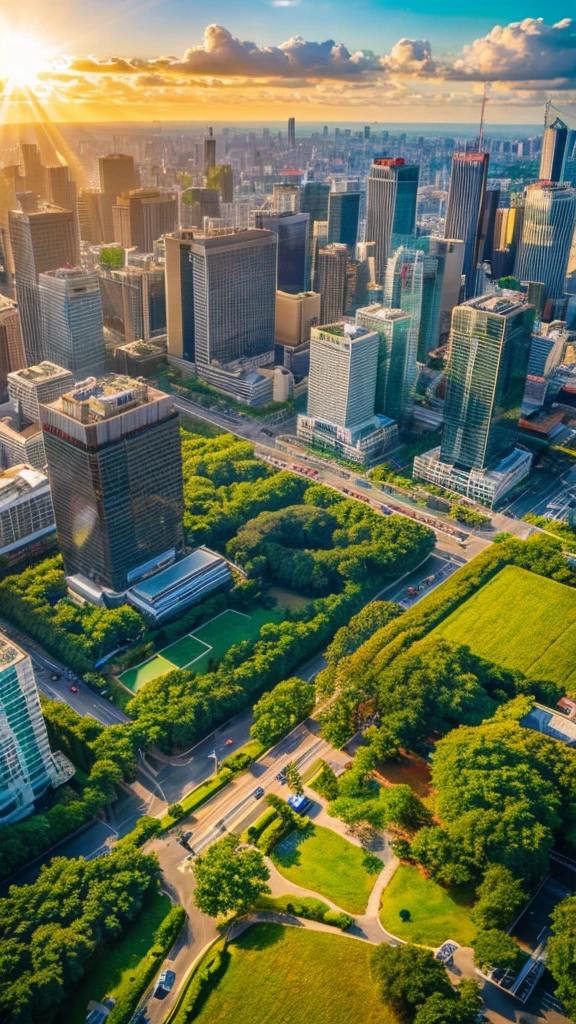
xmin=365 ymin=158 xmax=419 ymax=284
xmin=440 ymin=294 xmax=534 ymax=471
xmin=39 ymin=267 xmax=105 ymax=380
xmin=356 ymin=305 xmax=414 ymax=424
xmin=515 ymin=182 xmax=576 ymax=302
xmin=539 ymin=116 xmax=570 ymax=184
xmin=444 ymin=153 xmax=489 ymax=299
xmin=254 ymin=211 xmax=309 ymax=295
xmin=327 ymin=192 xmax=360 ymax=254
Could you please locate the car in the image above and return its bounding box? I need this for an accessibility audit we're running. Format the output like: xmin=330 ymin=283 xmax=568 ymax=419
xmin=224 ymin=738 xmax=234 ymax=746
xmin=153 ymin=970 xmax=176 ymax=999
xmin=51 ymin=673 xmax=60 ymax=681
xmin=70 ymin=685 xmax=79 ymax=693
xmin=132 ymin=1010 xmax=148 ymax=1024
xmin=181 ymin=830 xmax=193 ymax=841
xmin=276 ymin=772 xmax=287 ymax=784
xmin=253 ymin=786 xmax=265 ymax=799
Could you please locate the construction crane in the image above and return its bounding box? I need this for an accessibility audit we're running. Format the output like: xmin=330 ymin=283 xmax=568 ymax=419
xmin=478 ymin=82 xmax=489 ymax=152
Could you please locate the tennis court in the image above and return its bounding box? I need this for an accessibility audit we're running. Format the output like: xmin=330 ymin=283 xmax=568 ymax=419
xmin=118 ymin=607 xmax=284 ymax=693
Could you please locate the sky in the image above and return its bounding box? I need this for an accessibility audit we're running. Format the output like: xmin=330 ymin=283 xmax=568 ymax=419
xmin=1 ymin=2 xmax=575 ymax=124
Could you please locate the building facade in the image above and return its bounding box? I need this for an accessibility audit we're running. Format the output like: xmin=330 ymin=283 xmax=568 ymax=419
xmin=356 ymin=306 xmax=415 ymax=425
xmin=327 ymin=191 xmax=360 ymax=254
xmin=254 ymin=211 xmax=309 ymax=295
xmin=515 ymin=183 xmax=576 ymax=302
xmin=39 ymin=268 xmax=106 ymax=379
xmin=444 ymin=153 xmax=489 ymax=299
xmin=365 ymin=158 xmax=419 ymax=283
xmin=112 ymin=189 xmax=177 ymax=252
xmin=318 ymin=243 xmax=348 ymax=324
xmin=0 ymin=465 xmax=55 ymax=557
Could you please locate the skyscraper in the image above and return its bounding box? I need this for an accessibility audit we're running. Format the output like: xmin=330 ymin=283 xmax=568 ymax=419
xmin=0 ymin=297 xmax=26 ymax=400
xmin=204 ymin=129 xmax=217 ymax=173
xmin=9 ymin=205 xmax=81 ymax=364
xmin=272 ymin=184 xmax=300 ymax=213
xmin=98 ymin=263 xmax=166 ymax=343
xmin=254 ymin=211 xmax=309 ymax=294
xmin=112 ymin=189 xmax=178 ymax=252
xmin=515 ymin=183 xmax=576 ymax=301
xmin=190 ymin=228 xmax=277 ymax=370
xmin=98 ymin=154 xmax=140 ymax=197
xmin=180 ymin=187 xmax=220 ymax=230
xmin=165 ymin=230 xmax=196 ymax=363
xmin=478 ymin=186 xmax=500 ymax=265
xmin=47 ymin=165 xmax=77 ymax=213
xmin=288 ymin=117 xmax=296 ymax=150
xmin=444 ymin=152 xmax=489 ymax=299
xmin=384 ymin=244 xmax=424 ymax=381
xmin=8 ymin=361 xmax=75 ymax=423
xmin=39 ymin=268 xmax=106 ymax=379
xmin=540 ymin=116 xmax=569 ymax=184
xmin=318 ymin=243 xmax=348 ymax=323
xmin=355 ymin=306 xmax=414 ymax=424
xmin=0 ymin=633 xmax=73 ymax=823
xmin=327 ymin=192 xmax=360 ymax=254
xmin=301 ymin=182 xmax=331 ymax=288
xmin=40 ymin=376 xmax=184 ymax=593
xmin=207 ymin=164 xmax=234 ymax=204
xmin=365 ymin=158 xmax=419 ymax=283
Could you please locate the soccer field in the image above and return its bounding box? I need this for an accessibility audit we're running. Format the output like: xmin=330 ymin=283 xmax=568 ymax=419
xmin=118 ymin=606 xmax=284 ymax=692
xmin=434 ymin=565 xmax=576 ymax=690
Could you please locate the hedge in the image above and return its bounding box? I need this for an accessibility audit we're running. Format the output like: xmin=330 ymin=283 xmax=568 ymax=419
xmin=160 ymin=740 xmax=266 ymax=830
xmin=107 ymin=905 xmax=186 ymax=1024
xmin=256 ymin=894 xmax=353 ymax=930
xmin=168 ymin=938 xmax=229 ymax=1024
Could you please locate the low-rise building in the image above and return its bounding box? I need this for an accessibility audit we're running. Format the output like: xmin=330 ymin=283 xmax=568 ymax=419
xmin=126 ymin=547 xmax=232 ymax=621
xmin=413 ymin=446 xmax=532 ymax=508
xmin=0 ymin=464 xmax=55 ymax=559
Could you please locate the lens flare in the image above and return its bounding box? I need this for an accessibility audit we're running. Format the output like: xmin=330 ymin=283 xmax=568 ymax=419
xmin=0 ymin=31 xmax=48 ymax=90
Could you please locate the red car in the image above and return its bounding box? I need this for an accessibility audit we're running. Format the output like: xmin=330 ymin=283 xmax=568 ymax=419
xmin=70 ymin=685 xmax=79 ymax=693
xmin=224 ymin=738 xmax=234 ymax=746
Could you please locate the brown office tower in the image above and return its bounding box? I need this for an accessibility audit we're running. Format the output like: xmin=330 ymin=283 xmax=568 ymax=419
xmin=40 ymin=376 xmax=184 ymax=593
xmin=0 ymin=297 xmax=26 ymax=400
xmin=98 ymin=154 xmax=140 ymax=198
xmin=8 ymin=205 xmax=80 ymax=365
xmin=318 ymin=243 xmax=348 ymax=323
xmin=112 ymin=189 xmax=178 ymax=252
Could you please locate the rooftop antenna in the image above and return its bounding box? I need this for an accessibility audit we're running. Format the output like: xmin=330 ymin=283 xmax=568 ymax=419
xmin=478 ymin=82 xmax=489 ymax=152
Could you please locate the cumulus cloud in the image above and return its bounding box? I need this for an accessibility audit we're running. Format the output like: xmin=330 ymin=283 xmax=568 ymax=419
xmin=383 ymin=38 xmax=437 ymax=75
xmin=451 ymin=17 xmax=576 ymax=84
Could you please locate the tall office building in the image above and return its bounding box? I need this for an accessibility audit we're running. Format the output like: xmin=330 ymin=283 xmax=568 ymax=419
xmin=327 ymin=192 xmax=360 ymax=254
xmin=165 ymin=231 xmax=196 ymax=363
xmin=9 ymin=205 xmax=80 ymax=364
xmin=39 ymin=268 xmax=105 ymax=379
xmin=318 ymin=243 xmax=348 ymax=323
xmin=414 ymin=294 xmax=534 ymax=505
xmin=515 ymin=183 xmax=576 ymax=302
xmin=356 ymin=305 xmax=414 ymax=424
xmin=425 ymin=237 xmax=465 ymax=351
xmin=365 ymin=158 xmax=419 ymax=283
xmin=300 ymin=181 xmax=330 ymax=288
xmin=288 ymin=117 xmax=296 ymax=150
xmin=47 ymin=165 xmax=77 ymax=213
xmin=297 ymin=322 xmax=398 ymax=464
xmin=40 ymin=376 xmax=184 ymax=593
xmin=191 ymin=229 xmax=277 ymax=370
xmin=272 ymin=184 xmax=300 ymax=213
xmin=384 ymin=245 xmax=424 ymax=381
xmin=0 ymin=297 xmax=26 ymax=400
xmin=204 ymin=130 xmax=217 ymax=173
xmin=19 ymin=144 xmax=47 ymax=200
xmin=180 ymin=187 xmax=220 ymax=229
xmin=0 ymin=633 xmax=73 ymax=823
xmin=8 ymin=361 xmax=75 ymax=423
xmin=275 ymin=290 xmax=320 ymax=347
xmin=444 ymin=152 xmax=489 ymax=299
xmin=98 ymin=154 xmax=140 ymax=197
xmin=254 ymin=211 xmax=309 ymax=294
xmin=207 ymin=164 xmax=234 ymax=204
xmin=540 ymin=117 xmax=569 ymax=184
xmin=478 ymin=186 xmax=500 ymax=265
xmin=98 ymin=263 xmax=166 ymax=342
xmin=113 ymin=189 xmax=177 ymax=252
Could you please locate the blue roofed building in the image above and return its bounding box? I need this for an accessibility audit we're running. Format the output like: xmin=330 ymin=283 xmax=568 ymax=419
xmin=126 ymin=547 xmax=232 ymax=621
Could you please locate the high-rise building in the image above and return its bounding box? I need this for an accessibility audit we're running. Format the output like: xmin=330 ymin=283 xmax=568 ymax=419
xmin=47 ymin=165 xmax=77 ymax=213
xmin=180 ymin=187 xmax=220 ymax=230
xmin=40 ymin=376 xmax=184 ymax=593
xmin=98 ymin=263 xmax=166 ymax=343
xmin=365 ymin=158 xmax=419 ymax=283
xmin=254 ymin=211 xmax=309 ymax=294
xmin=207 ymin=164 xmax=234 ymax=204
xmin=0 ymin=633 xmax=73 ymax=823
xmin=440 ymin=294 xmax=534 ymax=470
xmin=275 ymin=291 xmax=320 ymax=347
xmin=0 ymin=297 xmax=26 ymax=401
xmin=190 ymin=228 xmax=277 ymax=370
xmin=478 ymin=186 xmax=500 ymax=265
xmin=444 ymin=152 xmax=489 ymax=298
xmin=8 ymin=361 xmax=75 ymax=423
xmin=98 ymin=154 xmax=140 ymax=197
xmin=540 ymin=117 xmax=569 ymax=184
xmin=515 ymin=183 xmax=576 ymax=302
xmin=165 ymin=230 xmax=196 ymax=363
xmin=288 ymin=118 xmax=296 ymax=150
xmin=327 ymin=192 xmax=360 ymax=254
xmin=9 ymin=205 xmax=81 ymax=364
xmin=19 ymin=144 xmax=47 ymax=200
xmin=384 ymin=244 xmax=424 ymax=381
xmin=414 ymin=293 xmax=534 ymax=505
xmin=113 ymin=189 xmax=177 ymax=252
xmin=0 ymin=465 xmax=55 ymax=559
xmin=272 ymin=184 xmax=300 ymax=213
xmin=204 ymin=130 xmax=216 ymax=173
xmin=318 ymin=243 xmax=348 ymax=324
xmin=425 ymin=237 xmax=465 ymax=350
xmin=356 ymin=306 xmax=414 ymax=424
xmin=39 ymin=268 xmax=105 ymax=379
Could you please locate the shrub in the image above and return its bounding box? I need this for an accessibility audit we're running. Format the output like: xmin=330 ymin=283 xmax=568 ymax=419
xmin=323 ymin=909 xmax=354 ymax=930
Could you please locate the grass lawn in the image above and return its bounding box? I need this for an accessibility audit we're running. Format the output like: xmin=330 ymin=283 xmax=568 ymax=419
xmin=59 ymin=891 xmax=171 ymax=1024
xmin=193 ymin=923 xmax=398 ymax=1024
xmin=118 ymin=606 xmax=285 ymax=692
xmin=434 ymin=564 xmax=576 ymax=690
xmin=380 ymin=865 xmax=476 ymax=948
xmin=271 ymin=823 xmax=381 ymax=915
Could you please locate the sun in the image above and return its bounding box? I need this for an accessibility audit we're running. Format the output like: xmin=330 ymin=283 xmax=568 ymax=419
xmin=0 ymin=31 xmax=48 ymax=90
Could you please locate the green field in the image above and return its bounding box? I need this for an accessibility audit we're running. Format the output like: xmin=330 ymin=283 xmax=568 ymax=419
xmin=380 ymin=865 xmax=476 ymax=947
xmin=434 ymin=565 xmax=576 ymax=690
xmin=271 ymin=824 xmax=382 ymax=914
xmin=193 ymin=923 xmax=398 ymax=1024
xmin=59 ymin=891 xmax=171 ymax=1024
xmin=119 ymin=607 xmax=284 ymax=692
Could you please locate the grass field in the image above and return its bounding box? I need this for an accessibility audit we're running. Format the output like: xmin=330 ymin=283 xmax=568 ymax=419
xmin=59 ymin=891 xmax=171 ymax=1024
xmin=434 ymin=565 xmax=576 ymax=690
xmin=193 ymin=923 xmax=398 ymax=1024
xmin=379 ymin=865 xmax=476 ymax=947
xmin=271 ymin=824 xmax=381 ymax=915
xmin=118 ymin=606 xmax=284 ymax=692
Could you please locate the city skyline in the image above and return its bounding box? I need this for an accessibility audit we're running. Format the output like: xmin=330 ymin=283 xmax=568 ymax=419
xmin=0 ymin=10 xmax=575 ymax=124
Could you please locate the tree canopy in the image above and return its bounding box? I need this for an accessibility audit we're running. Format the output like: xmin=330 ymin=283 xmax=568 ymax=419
xmin=370 ymin=943 xmax=453 ymax=1020
xmin=251 ymin=677 xmax=315 ymax=748
xmin=193 ymin=834 xmax=270 ymax=918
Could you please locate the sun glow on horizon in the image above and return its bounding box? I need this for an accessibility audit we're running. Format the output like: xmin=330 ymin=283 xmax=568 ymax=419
xmin=0 ymin=30 xmax=50 ymax=92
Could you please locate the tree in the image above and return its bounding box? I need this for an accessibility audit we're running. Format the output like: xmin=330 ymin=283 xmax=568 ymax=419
xmin=547 ymin=894 xmax=576 ymax=1018
xmin=193 ymin=834 xmax=270 ymax=918
xmin=472 ymin=929 xmax=524 ymax=972
xmin=370 ymin=943 xmax=453 ymax=1020
xmin=313 ymin=762 xmax=339 ymax=801
xmin=414 ymin=980 xmax=481 ymax=1024
xmin=472 ymin=866 xmax=526 ymax=930
xmin=382 ymin=785 xmax=432 ymax=834
xmin=251 ymin=677 xmax=315 ymax=748
xmin=167 ymin=803 xmax=184 ymax=819
xmin=284 ymin=761 xmax=303 ymax=796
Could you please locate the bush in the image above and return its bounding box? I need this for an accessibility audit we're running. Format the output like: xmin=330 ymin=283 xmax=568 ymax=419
xmin=258 ymin=816 xmax=291 ymax=855
xmin=323 ymin=909 xmax=354 ymax=930
xmin=241 ymin=806 xmax=278 ymax=845
xmin=107 ymin=906 xmax=186 ymax=1024
xmin=256 ymin=894 xmax=353 ymax=930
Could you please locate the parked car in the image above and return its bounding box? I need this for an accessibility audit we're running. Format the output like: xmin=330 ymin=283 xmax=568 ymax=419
xmin=224 ymin=738 xmax=234 ymax=746
xmin=70 ymin=685 xmax=79 ymax=693
xmin=153 ymin=970 xmax=176 ymax=999
xmin=253 ymin=787 xmax=265 ymax=799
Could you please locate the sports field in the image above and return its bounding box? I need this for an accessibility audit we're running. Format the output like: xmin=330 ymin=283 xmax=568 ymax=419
xmin=434 ymin=565 xmax=576 ymax=690
xmin=118 ymin=606 xmax=284 ymax=692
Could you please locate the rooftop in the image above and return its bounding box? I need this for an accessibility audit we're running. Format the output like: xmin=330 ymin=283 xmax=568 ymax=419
xmin=357 ymin=305 xmax=412 ymax=322
xmin=45 ymin=375 xmax=168 ymax=424
xmin=9 ymin=362 xmax=73 ymax=385
xmin=0 ymin=634 xmax=25 ymax=670
xmin=130 ymin=548 xmax=222 ymax=601
xmin=464 ymin=293 xmax=532 ymax=317
xmin=0 ymin=465 xmax=48 ymax=507
xmin=313 ymin=322 xmax=376 ymax=341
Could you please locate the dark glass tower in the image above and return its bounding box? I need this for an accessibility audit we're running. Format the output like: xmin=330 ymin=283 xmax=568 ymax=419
xmin=254 ymin=211 xmax=309 ymax=294
xmin=540 ymin=117 xmax=569 ymax=184
xmin=365 ymin=158 xmax=419 ymax=284
xmin=444 ymin=153 xmax=489 ymax=298
xmin=327 ymin=192 xmax=360 ymax=254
